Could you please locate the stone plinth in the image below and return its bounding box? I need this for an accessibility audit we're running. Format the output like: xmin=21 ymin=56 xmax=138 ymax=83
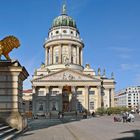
xmin=0 ymin=60 xmax=29 ymax=130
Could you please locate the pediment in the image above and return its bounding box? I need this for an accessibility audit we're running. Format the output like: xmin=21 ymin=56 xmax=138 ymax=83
xmin=34 ymin=69 xmax=101 ymax=82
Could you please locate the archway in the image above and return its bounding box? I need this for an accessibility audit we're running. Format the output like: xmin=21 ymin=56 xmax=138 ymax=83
xmin=62 ymin=85 xmax=72 ymax=112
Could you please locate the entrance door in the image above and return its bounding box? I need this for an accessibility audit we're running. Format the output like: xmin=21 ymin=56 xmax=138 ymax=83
xmin=62 ymin=86 xmax=71 ymax=112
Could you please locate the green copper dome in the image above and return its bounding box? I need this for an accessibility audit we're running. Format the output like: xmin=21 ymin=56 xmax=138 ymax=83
xmin=51 ymin=3 xmax=77 ymax=28
xmin=52 ymin=15 xmax=77 ymax=28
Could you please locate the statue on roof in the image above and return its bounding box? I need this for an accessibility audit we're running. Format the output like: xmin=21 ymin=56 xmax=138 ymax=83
xmin=111 ymin=72 xmax=114 ymax=79
xmin=62 ymin=0 xmax=67 ymax=15
xmin=98 ymin=68 xmax=101 ymax=76
xmin=103 ymin=69 xmax=106 ymax=77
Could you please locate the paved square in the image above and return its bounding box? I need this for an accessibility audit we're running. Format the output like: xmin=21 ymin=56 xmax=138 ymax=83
xmin=17 ymin=115 xmax=140 ymax=140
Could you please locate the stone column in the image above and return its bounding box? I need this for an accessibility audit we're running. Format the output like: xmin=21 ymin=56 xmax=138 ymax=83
xmin=32 ymin=86 xmax=36 ymax=94
xmin=59 ymin=86 xmax=63 ymax=111
xmin=50 ymin=47 xmax=53 ymax=65
xmin=45 ymin=48 xmax=48 ymax=65
xmin=45 ymin=86 xmax=49 ymax=113
xmin=85 ymin=86 xmax=89 ymax=111
xmin=59 ymin=44 xmax=62 ymax=64
xmin=32 ymin=86 xmax=36 ymax=115
xmin=110 ymin=88 xmax=115 ymax=107
xmin=97 ymin=86 xmax=101 ymax=108
xmin=76 ymin=46 xmax=80 ymax=65
xmin=80 ymin=49 xmax=83 ymax=65
xmin=69 ymin=44 xmax=71 ymax=64
xmin=0 ymin=60 xmax=29 ymax=130
xmin=71 ymin=86 xmax=76 ymax=111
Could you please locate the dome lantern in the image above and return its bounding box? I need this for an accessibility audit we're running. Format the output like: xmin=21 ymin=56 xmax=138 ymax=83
xmin=51 ymin=2 xmax=77 ymax=29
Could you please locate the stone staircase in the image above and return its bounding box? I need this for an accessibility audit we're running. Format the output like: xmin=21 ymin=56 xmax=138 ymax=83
xmin=0 ymin=123 xmax=21 ymax=140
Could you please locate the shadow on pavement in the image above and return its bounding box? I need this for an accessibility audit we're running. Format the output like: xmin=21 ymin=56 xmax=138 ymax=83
xmin=112 ymin=129 xmax=140 ymax=140
xmin=27 ymin=116 xmax=84 ymax=132
xmin=21 ymin=133 xmax=34 ymax=137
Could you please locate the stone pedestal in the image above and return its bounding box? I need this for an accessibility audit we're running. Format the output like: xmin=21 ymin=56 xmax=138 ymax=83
xmin=0 ymin=60 xmax=29 ymax=130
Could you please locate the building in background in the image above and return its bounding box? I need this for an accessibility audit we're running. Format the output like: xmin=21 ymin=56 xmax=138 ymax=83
xmin=22 ymin=89 xmax=33 ymax=117
xmin=31 ymin=3 xmax=115 ymax=116
xmin=115 ymin=86 xmax=140 ymax=111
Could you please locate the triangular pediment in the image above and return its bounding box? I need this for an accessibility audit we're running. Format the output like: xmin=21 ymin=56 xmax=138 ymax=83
xmin=34 ymin=68 xmax=101 ymax=82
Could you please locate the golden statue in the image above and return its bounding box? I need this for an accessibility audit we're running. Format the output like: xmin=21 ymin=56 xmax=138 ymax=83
xmin=0 ymin=35 xmax=20 ymax=60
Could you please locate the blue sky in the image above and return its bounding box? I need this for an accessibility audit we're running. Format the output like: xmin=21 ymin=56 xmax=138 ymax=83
xmin=0 ymin=0 xmax=140 ymax=91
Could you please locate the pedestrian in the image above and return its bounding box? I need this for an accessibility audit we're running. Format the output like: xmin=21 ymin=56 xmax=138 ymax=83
xmin=122 ymin=112 xmax=127 ymax=123
xmin=49 ymin=112 xmax=52 ymax=119
xmin=58 ymin=111 xmax=61 ymax=119
xmin=62 ymin=112 xmax=64 ymax=119
xmin=127 ymin=113 xmax=135 ymax=122
xmin=92 ymin=111 xmax=95 ymax=117
xmin=75 ymin=111 xmax=78 ymax=120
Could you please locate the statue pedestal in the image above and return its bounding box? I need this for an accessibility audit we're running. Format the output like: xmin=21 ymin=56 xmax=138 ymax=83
xmin=0 ymin=60 xmax=29 ymax=130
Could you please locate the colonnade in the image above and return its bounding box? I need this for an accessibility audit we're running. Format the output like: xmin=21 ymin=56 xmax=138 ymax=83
xmin=45 ymin=44 xmax=83 ymax=66
xmin=32 ymin=85 xmax=102 ymax=112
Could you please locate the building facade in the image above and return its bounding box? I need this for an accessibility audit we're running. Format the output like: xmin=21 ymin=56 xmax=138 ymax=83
xmin=31 ymin=4 xmax=115 ymax=116
xmin=115 ymin=86 xmax=140 ymax=111
xmin=22 ymin=89 xmax=33 ymax=117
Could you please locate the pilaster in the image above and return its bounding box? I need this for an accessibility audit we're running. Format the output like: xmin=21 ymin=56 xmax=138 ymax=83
xmin=111 ymin=88 xmax=115 ymax=107
xmin=97 ymin=86 xmax=101 ymax=108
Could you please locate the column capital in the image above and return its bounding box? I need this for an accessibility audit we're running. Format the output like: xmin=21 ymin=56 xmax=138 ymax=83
xmin=58 ymin=86 xmax=63 ymax=89
xmin=85 ymin=86 xmax=89 ymax=89
xmin=71 ymin=86 xmax=76 ymax=92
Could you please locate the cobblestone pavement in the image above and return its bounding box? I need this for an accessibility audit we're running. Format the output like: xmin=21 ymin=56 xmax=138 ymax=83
xmin=17 ymin=115 xmax=140 ymax=140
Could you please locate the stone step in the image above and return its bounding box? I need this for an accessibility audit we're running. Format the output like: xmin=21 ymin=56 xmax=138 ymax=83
xmin=0 ymin=125 xmax=11 ymax=132
xmin=3 ymin=130 xmax=22 ymax=140
xmin=0 ymin=123 xmax=19 ymax=140
xmin=0 ymin=123 xmax=5 ymax=127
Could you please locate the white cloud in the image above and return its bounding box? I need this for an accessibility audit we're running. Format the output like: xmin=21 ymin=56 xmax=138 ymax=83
xmin=120 ymin=64 xmax=140 ymax=70
xmin=110 ymin=47 xmax=134 ymax=53
xmin=135 ymin=74 xmax=140 ymax=85
xmin=109 ymin=46 xmax=135 ymax=59
xmin=118 ymin=54 xmax=131 ymax=59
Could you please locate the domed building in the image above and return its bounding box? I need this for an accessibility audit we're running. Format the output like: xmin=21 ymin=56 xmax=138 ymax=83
xmin=31 ymin=3 xmax=115 ymax=116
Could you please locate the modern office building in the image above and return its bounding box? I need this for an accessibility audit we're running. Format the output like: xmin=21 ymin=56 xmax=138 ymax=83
xmin=115 ymin=86 xmax=140 ymax=110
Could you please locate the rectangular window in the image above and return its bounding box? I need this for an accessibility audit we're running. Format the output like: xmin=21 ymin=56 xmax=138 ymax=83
xmin=50 ymin=91 xmax=58 ymax=96
xmin=56 ymin=56 xmax=59 ymax=63
xmin=90 ymin=102 xmax=94 ymax=110
xmin=77 ymin=102 xmax=83 ymax=112
xmin=77 ymin=91 xmax=82 ymax=95
xmin=38 ymin=91 xmax=44 ymax=96
xmin=89 ymin=91 xmax=95 ymax=95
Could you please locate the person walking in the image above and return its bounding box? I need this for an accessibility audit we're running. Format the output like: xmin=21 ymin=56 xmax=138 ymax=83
xmin=75 ymin=111 xmax=78 ymax=120
xmin=122 ymin=112 xmax=127 ymax=123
